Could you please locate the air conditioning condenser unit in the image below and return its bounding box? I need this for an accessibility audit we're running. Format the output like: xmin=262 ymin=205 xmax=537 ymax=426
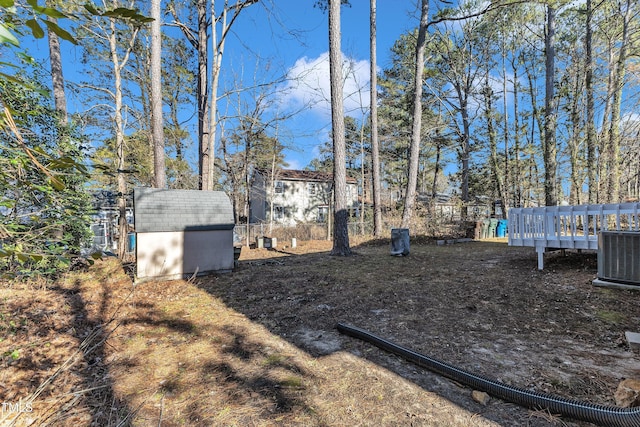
xmin=594 ymin=231 xmax=640 ymax=289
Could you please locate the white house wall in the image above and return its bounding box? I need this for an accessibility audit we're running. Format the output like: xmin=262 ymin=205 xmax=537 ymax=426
xmin=249 ymin=172 xmax=360 ymax=225
xmin=270 ymin=180 xmax=334 ymax=225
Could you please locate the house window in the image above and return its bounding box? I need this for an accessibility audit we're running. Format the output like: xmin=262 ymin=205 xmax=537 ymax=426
xmin=274 ymin=205 xmax=284 ymax=220
xmin=308 ymin=182 xmax=316 ymax=195
xmin=275 ymin=181 xmax=284 ymax=194
xmin=317 ymin=206 xmax=328 ymax=223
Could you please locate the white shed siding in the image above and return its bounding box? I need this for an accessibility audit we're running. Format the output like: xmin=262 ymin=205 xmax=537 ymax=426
xmin=134 ymin=188 xmax=235 ymax=282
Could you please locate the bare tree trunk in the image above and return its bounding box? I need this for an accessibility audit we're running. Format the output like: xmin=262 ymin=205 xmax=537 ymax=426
xmin=598 ymin=44 xmax=617 ymax=202
xmin=46 ymin=15 xmax=67 ymax=122
xmin=329 ymin=0 xmax=351 ymax=256
xmin=543 ymin=4 xmax=558 ymax=206
xmin=151 ymin=0 xmax=166 ymax=188
xmin=219 ymin=134 xmax=239 ymax=222
xmin=512 ymin=61 xmax=522 ymax=207
xmin=169 ymin=98 xmax=183 ymax=160
xmin=208 ymin=2 xmax=224 ymax=191
xmin=244 ymin=139 xmax=250 ymax=225
xmin=568 ymin=59 xmax=582 ymax=205
xmin=108 ymin=18 xmax=138 ymax=259
xmin=585 ymin=0 xmax=597 ymax=204
xmin=112 ymin=29 xmax=127 ymax=260
xmin=401 ymin=0 xmax=428 ymax=228
xmin=458 ymin=85 xmax=472 ymax=219
xmin=370 ymin=0 xmax=382 ymax=236
xmin=191 ymin=0 xmax=258 ymax=190
xmin=431 ymin=142 xmax=441 ymax=203
xmin=269 ymin=149 xmax=277 ymax=234
xmin=606 ymin=0 xmax=632 ymax=203
xmin=522 ymin=50 xmax=546 ymax=205
xmin=359 ymin=119 xmax=366 ymax=235
xmin=197 ymin=0 xmax=211 ymax=190
xmin=501 ymin=35 xmax=509 ymax=213
xmin=484 ymin=74 xmax=506 ymax=210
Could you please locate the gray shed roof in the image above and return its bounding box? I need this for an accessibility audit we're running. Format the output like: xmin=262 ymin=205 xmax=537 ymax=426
xmin=134 ymin=188 xmax=234 ymax=233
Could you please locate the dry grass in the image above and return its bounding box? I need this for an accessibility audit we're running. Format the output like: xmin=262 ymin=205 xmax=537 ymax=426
xmin=0 ymin=241 xmax=499 ymax=427
xmin=1 ymin=237 xmax=638 ymax=426
xmin=0 ymin=261 xmax=133 ymax=426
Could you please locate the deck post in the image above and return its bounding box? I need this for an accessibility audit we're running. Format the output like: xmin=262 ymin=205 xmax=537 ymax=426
xmin=537 ymin=246 xmax=544 ymax=270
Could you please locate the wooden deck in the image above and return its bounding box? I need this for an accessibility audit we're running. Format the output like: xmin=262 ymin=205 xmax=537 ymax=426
xmin=508 ymin=203 xmax=640 ymax=269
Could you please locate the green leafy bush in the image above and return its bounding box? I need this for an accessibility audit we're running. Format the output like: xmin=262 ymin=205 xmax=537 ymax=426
xmin=0 ymin=78 xmax=93 ymax=279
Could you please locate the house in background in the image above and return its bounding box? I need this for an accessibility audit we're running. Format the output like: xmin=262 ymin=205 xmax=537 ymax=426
xmin=250 ymin=169 xmax=359 ymax=225
xmin=89 ymin=190 xmax=134 ymax=253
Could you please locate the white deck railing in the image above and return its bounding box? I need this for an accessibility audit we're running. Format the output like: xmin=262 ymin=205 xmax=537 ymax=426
xmin=508 ymin=203 xmax=640 ymax=269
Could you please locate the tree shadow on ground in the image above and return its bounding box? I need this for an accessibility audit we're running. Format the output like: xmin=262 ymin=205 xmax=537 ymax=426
xmin=195 ymin=239 xmax=633 ymax=427
xmin=57 ymin=279 xmax=132 ymax=425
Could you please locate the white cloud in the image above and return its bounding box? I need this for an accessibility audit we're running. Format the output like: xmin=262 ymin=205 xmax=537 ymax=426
xmin=622 ymin=112 xmax=640 ymax=123
xmin=284 ymin=157 xmax=301 ymax=170
xmin=621 ymin=112 xmax=640 ymax=135
xmin=280 ymin=52 xmax=371 ymax=120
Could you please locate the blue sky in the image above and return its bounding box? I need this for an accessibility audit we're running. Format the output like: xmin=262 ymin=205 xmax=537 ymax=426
xmin=23 ymin=1 xmax=425 ymax=172
xmin=217 ymin=0 xmax=423 ymax=170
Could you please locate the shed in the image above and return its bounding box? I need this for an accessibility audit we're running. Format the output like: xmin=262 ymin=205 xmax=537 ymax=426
xmin=134 ymin=188 xmax=235 ymax=282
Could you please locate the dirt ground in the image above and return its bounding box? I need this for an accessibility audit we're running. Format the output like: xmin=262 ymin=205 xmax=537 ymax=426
xmin=213 ymin=238 xmax=640 ymax=425
xmin=1 ymin=237 xmax=639 ymax=426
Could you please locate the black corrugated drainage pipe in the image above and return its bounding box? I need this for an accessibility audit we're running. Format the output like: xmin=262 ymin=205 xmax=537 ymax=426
xmin=336 ymin=323 xmax=640 ymax=427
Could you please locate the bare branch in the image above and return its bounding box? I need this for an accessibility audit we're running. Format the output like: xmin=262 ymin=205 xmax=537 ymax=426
xmin=427 ymin=0 xmax=532 ymax=29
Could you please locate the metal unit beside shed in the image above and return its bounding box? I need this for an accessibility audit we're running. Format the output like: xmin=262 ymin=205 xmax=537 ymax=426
xmin=134 ymin=188 xmax=235 ymax=282
xmin=594 ymin=231 xmax=640 ymax=289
